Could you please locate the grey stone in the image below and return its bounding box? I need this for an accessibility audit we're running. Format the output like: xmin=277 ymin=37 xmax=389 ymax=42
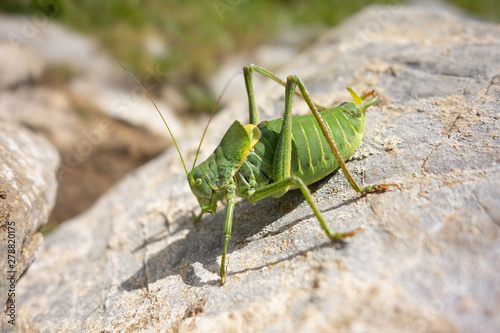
xmin=0 ymin=121 xmax=59 ymax=331
xmin=0 ymin=86 xmax=83 ymax=151
xmin=0 ymin=43 xmax=45 ymax=89
xmin=16 ymin=3 xmax=500 ymax=332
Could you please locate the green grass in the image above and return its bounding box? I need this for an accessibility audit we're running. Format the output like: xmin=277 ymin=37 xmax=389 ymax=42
xmin=1 ymin=0 xmax=498 ymax=112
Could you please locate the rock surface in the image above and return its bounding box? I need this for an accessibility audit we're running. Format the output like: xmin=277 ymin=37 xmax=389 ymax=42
xmin=17 ymin=3 xmax=500 ymax=332
xmin=0 ymin=15 xmax=172 ymax=224
xmin=0 ymin=13 xmax=182 ymax=138
xmin=0 ymin=121 xmax=59 ymax=331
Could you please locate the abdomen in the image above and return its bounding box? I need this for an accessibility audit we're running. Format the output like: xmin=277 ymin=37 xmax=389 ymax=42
xmin=236 ymin=106 xmax=366 ymax=193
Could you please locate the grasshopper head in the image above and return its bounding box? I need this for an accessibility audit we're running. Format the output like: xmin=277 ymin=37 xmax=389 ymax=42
xmin=188 ymin=167 xmax=218 ymax=214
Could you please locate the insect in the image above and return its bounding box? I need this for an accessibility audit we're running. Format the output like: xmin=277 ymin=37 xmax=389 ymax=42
xmin=125 ymin=64 xmax=398 ymax=285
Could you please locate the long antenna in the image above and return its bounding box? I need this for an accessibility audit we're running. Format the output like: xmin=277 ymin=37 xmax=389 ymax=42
xmin=190 ymin=70 xmax=241 ymax=174
xmin=121 ymin=63 xmax=189 ymax=176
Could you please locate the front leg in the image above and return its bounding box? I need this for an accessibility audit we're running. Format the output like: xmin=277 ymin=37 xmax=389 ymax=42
xmin=220 ymin=179 xmax=236 ymax=285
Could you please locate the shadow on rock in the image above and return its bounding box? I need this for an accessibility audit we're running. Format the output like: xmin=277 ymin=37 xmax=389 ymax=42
xmin=121 ymin=172 xmax=358 ymax=288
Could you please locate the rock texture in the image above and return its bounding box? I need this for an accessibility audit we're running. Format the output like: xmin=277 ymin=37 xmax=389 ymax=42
xmin=0 ymin=121 xmax=59 ymax=331
xmin=17 ymin=3 xmax=500 ymax=332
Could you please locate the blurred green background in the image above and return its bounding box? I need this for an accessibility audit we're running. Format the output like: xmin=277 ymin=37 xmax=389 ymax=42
xmin=1 ymin=0 xmax=498 ymax=112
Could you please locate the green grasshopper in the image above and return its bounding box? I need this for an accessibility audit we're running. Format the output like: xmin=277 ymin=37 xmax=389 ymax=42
xmin=126 ymin=64 xmax=397 ymax=285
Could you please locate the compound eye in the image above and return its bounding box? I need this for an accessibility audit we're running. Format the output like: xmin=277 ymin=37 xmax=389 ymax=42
xmin=195 ymin=178 xmax=202 ymax=186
